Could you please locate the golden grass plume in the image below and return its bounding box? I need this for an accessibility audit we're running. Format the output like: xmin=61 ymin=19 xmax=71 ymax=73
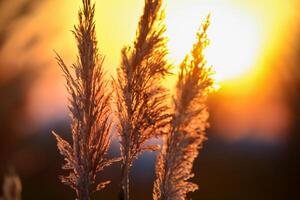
xmin=114 ymin=0 xmax=171 ymax=199
xmin=53 ymin=0 xmax=119 ymax=199
xmin=153 ymin=15 xmax=214 ymax=200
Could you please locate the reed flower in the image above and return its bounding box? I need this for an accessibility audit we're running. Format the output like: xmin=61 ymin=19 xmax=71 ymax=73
xmin=114 ymin=0 xmax=171 ymax=199
xmin=153 ymin=15 xmax=214 ymax=200
xmin=0 ymin=170 xmax=22 ymax=200
xmin=53 ymin=0 xmax=119 ymax=199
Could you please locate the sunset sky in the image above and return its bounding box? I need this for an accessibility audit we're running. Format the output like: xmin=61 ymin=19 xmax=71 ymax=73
xmin=1 ymin=0 xmax=299 ymax=141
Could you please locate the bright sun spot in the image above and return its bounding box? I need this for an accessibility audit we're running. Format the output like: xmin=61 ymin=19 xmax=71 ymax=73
xmin=165 ymin=2 xmax=262 ymax=83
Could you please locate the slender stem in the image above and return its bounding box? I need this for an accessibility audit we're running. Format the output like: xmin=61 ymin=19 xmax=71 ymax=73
xmin=119 ymin=157 xmax=130 ymax=200
xmin=78 ymin=180 xmax=90 ymax=200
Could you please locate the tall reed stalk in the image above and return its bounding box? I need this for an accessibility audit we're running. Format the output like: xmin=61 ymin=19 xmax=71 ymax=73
xmin=115 ymin=0 xmax=170 ymax=199
xmin=153 ymin=15 xmax=214 ymax=200
xmin=53 ymin=0 xmax=119 ymax=199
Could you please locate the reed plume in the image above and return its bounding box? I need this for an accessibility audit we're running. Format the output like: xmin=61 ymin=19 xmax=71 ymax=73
xmin=115 ymin=0 xmax=170 ymax=199
xmin=153 ymin=15 xmax=214 ymax=200
xmin=0 ymin=170 xmax=22 ymax=200
xmin=53 ymin=0 xmax=119 ymax=199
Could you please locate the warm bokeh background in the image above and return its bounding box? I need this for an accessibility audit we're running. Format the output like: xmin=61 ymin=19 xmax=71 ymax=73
xmin=0 ymin=0 xmax=299 ymax=199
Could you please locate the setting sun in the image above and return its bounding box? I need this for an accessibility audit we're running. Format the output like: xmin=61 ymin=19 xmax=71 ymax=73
xmin=165 ymin=1 xmax=262 ymax=82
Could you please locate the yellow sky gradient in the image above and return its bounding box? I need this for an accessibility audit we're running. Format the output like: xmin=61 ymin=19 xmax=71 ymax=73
xmin=48 ymin=0 xmax=298 ymax=85
xmin=3 ymin=0 xmax=297 ymax=139
xmin=3 ymin=0 xmax=297 ymax=79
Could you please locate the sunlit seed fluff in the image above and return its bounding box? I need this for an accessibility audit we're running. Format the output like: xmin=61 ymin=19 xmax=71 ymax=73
xmin=114 ymin=0 xmax=171 ymax=199
xmin=153 ymin=15 xmax=214 ymax=200
xmin=53 ymin=0 xmax=119 ymax=199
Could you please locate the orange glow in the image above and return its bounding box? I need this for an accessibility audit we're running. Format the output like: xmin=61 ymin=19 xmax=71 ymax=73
xmin=3 ymin=0 xmax=297 ymax=141
xmin=165 ymin=1 xmax=264 ymax=83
